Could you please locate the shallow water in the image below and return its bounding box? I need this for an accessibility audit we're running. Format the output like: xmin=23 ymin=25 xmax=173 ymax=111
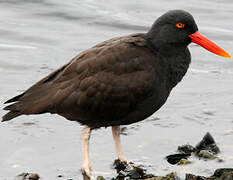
xmin=0 ymin=0 xmax=233 ymax=179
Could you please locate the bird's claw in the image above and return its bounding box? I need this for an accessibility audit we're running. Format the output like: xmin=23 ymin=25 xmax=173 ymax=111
xmin=81 ymin=167 xmax=94 ymax=180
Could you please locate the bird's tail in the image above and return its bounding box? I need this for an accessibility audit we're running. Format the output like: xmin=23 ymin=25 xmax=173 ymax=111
xmin=2 ymin=93 xmax=25 ymax=121
xmin=2 ymin=62 xmax=70 ymax=122
xmin=2 ymin=111 xmax=22 ymax=122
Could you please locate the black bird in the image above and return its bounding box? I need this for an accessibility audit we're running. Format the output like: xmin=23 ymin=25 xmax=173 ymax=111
xmin=2 ymin=10 xmax=231 ymax=179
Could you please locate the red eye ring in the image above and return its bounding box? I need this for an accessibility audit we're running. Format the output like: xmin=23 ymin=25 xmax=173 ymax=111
xmin=176 ymin=22 xmax=185 ymax=29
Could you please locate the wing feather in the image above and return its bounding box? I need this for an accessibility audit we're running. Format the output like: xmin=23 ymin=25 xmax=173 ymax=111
xmin=2 ymin=34 xmax=160 ymax=124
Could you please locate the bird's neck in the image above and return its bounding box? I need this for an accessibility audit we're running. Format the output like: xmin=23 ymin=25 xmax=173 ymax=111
xmin=146 ymin=37 xmax=191 ymax=89
xmin=165 ymin=46 xmax=191 ymax=89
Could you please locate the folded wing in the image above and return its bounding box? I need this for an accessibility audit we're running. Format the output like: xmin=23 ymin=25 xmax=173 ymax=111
xmin=2 ymin=34 xmax=160 ymax=124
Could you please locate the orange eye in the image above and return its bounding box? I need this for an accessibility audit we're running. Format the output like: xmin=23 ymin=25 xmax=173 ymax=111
xmin=176 ymin=22 xmax=185 ymax=29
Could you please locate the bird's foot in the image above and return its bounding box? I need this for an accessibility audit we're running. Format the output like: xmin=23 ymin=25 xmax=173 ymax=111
xmin=81 ymin=165 xmax=94 ymax=180
xmin=118 ymin=155 xmax=127 ymax=163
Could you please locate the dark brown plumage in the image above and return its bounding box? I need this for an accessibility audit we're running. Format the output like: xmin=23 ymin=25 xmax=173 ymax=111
xmin=2 ymin=10 xmax=231 ymax=178
xmin=3 ymin=9 xmax=229 ymax=129
xmin=3 ymin=33 xmax=175 ymax=128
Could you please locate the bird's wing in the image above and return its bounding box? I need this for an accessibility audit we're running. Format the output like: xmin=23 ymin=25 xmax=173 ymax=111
xmin=2 ymin=34 xmax=161 ymax=122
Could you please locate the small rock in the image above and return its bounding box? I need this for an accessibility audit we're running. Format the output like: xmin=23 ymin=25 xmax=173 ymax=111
xmin=186 ymin=168 xmax=233 ymax=180
xmin=118 ymin=170 xmax=128 ymax=177
xmin=166 ymin=153 xmax=191 ymax=165
xmin=150 ymin=172 xmax=179 ymax=180
xmin=28 ymin=174 xmax=40 ymax=180
xmin=195 ymin=132 xmax=220 ymax=154
xmin=113 ymin=159 xmax=158 ymax=179
xmin=113 ymin=159 xmax=131 ymax=173
xmin=97 ymin=176 xmax=105 ymax=180
xmin=217 ymin=158 xmax=224 ymax=163
xmin=177 ymin=158 xmax=192 ymax=165
xmin=178 ymin=144 xmax=196 ymax=154
xmin=16 ymin=173 xmax=40 ymax=180
xmin=128 ymin=169 xmax=141 ymax=179
xmin=185 ymin=174 xmax=206 ymax=180
xmin=213 ymin=168 xmax=233 ymax=177
xmin=198 ymin=150 xmax=217 ymax=160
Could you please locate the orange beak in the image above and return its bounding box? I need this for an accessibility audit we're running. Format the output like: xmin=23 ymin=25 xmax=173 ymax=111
xmin=189 ymin=31 xmax=231 ymax=58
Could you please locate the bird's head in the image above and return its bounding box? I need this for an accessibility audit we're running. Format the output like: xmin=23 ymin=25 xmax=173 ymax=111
xmin=147 ymin=10 xmax=231 ymax=58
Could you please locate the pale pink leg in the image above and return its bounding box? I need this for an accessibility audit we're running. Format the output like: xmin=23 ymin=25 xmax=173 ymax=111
xmin=81 ymin=126 xmax=94 ymax=179
xmin=112 ymin=126 xmax=127 ymax=162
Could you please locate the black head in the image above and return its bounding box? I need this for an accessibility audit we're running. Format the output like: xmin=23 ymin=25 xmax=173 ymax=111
xmin=147 ymin=10 xmax=231 ymax=58
xmin=147 ymin=10 xmax=198 ymax=48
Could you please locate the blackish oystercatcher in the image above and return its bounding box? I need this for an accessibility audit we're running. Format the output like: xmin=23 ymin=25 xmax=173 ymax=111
xmin=2 ymin=10 xmax=231 ymax=179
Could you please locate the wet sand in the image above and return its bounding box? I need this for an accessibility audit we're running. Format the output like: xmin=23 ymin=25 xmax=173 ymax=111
xmin=0 ymin=0 xmax=233 ymax=179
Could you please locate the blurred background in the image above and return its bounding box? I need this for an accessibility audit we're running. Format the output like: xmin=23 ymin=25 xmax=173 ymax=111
xmin=0 ymin=0 xmax=232 ymax=179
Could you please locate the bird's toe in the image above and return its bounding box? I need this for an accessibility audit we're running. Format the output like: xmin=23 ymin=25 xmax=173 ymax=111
xmin=81 ymin=166 xmax=94 ymax=180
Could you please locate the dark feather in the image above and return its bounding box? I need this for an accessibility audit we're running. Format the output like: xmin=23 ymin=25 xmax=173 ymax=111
xmin=2 ymin=33 xmax=190 ymax=128
xmin=2 ymin=111 xmax=21 ymax=122
xmin=3 ymin=103 xmax=18 ymax=111
xmin=4 ymin=93 xmax=25 ymax=104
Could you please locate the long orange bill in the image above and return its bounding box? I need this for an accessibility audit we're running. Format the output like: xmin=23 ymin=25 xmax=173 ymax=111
xmin=189 ymin=31 xmax=231 ymax=58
